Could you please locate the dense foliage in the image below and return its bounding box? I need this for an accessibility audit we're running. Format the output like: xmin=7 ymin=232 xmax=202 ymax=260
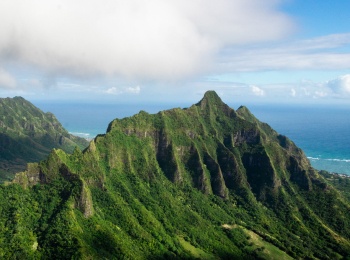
xmin=0 ymin=97 xmax=89 ymax=181
xmin=1 ymin=91 xmax=350 ymax=259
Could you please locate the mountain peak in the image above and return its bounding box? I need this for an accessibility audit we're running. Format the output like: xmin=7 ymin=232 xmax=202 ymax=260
xmin=201 ymin=90 xmax=223 ymax=104
xmin=196 ymin=91 xmax=224 ymax=109
xmin=196 ymin=91 xmax=235 ymax=117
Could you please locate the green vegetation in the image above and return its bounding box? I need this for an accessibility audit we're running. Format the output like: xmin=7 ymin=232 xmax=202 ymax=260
xmin=320 ymin=170 xmax=350 ymax=200
xmin=0 ymin=96 xmax=89 ymax=181
xmin=222 ymin=224 xmax=293 ymax=260
xmin=1 ymin=91 xmax=350 ymax=259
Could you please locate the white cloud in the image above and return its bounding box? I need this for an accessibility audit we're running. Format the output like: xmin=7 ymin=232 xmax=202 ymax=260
xmin=105 ymin=87 xmax=121 ymax=95
xmin=105 ymin=86 xmax=141 ymax=95
xmin=251 ymin=85 xmax=265 ymax=96
xmin=125 ymin=86 xmax=141 ymax=94
xmin=0 ymin=68 xmax=16 ymax=88
xmin=290 ymin=88 xmax=296 ymax=97
xmin=326 ymin=74 xmax=350 ymax=96
xmin=0 ymin=0 xmax=293 ymax=82
xmin=182 ymin=75 xmax=350 ymax=102
xmin=219 ymin=33 xmax=350 ymax=72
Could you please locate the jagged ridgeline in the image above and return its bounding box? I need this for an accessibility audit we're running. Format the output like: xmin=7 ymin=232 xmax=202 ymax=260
xmin=2 ymin=91 xmax=350 ymax=259
xmin=0 ymin=97 xmax=89 ymax=181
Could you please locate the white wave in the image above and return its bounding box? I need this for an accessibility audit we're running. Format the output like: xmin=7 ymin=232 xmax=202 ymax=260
xmin=325 ymin=158 xmax=350 ymax=163
xmin=69 ymin=132 xmax=91 ymax=137
xmin=308 ymin=157 xmax=350 ymax=163
xmin=307 ymin=157 xmax=320 ymax=160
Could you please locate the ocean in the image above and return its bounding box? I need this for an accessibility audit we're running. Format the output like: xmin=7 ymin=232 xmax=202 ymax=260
xmin=35 ymin=101 xmax=350 ymax=175
xmin=249 ymin=104 xmax=350 ymax=175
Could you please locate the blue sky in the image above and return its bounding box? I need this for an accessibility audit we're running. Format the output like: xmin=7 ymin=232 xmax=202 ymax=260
xmin=283 ymin=1 xmax=350 ymax=37
xmin=0 ymin=0 xmax=350 ymax=105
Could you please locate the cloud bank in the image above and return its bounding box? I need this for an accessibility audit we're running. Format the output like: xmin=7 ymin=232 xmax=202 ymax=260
xmin=0 ymin=0 xmax=293 ymax=82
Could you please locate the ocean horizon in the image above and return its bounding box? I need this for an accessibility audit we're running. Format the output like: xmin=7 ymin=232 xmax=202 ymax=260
xmin=35 ymin=101 xmax=350 ymax=176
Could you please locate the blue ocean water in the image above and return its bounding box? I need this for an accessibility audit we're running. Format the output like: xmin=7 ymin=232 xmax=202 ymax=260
xmin=248 ymin=104 xmax=350 ymax=175
xmin=34 ymin=102 xmax=176 ymax=138
xmin=35 ymin=101 xmax=350 ymax=175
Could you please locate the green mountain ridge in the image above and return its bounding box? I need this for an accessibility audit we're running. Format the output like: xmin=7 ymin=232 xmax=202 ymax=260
xmin=0 ymin=96 xmax=89 ymax=181
xmin=1 ymin=91 xmax=350 ymax=259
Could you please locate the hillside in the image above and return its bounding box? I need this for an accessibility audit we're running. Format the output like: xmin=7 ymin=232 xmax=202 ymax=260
xmin=1 ymin=91 xmax=350 ymax=259
xmin=0 ymin=96 xmax=89 ymax=181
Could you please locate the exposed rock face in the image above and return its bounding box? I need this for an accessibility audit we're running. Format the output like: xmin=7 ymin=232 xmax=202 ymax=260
xmin=186 ymin=145 xmax=212 ymax=194
xmin=77 ymin=181 xmax=94 ymax=218
xmin=156 ymin=131 xmax=181 ymax=183
xmin=233 ymin=129 xmax=260 ymax=146
xmin=203 ymin=152 xmax=228 ymax=198
xmin=242 ymin=151 xmax=279 ymax=200
xmin=288 ymin=156 xmax=313 ymax=190
xmin=12 ymin=163 xmax=42 ymax=188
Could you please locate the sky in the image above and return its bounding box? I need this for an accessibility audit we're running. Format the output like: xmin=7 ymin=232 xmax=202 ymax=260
xmin=0 ymin=0 xmax=350 ymax=105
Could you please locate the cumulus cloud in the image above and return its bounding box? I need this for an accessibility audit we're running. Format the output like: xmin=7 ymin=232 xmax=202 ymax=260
xmin=326 ymin=74 xmax=350 ymax=96
xmin=251 ymin=85 xmax=265 ymax=96
xmin=0 ymin=0 xmax=293 ymax=82
xmin=0 ymin=68 xmax=16 ymax=88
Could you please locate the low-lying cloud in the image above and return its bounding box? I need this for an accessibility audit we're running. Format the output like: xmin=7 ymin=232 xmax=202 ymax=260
xmin=326 ymin=74 xmax=350 ymax=97
xmin=0 ymin=0 xmax=293 ymax=82
xmin=251 ymin=85 xmax=265 ymax=96
xmin=105 ymin=86 xmax=141 ymax=95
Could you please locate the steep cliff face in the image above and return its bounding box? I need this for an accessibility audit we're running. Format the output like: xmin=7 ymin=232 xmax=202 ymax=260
xmin=101 ymin=91 xmax=317 ymax=203
xmin=0 ymin=97 xmax=89 ymax=181
xmin=4 ymin=91 xmax=350 ymax=259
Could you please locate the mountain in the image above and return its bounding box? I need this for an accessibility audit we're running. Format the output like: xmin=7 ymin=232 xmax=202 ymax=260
xmin=1 ymin=91 xmax=350 ymax=259
xmin=0 ymin=96 xmax=89 ymax=181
